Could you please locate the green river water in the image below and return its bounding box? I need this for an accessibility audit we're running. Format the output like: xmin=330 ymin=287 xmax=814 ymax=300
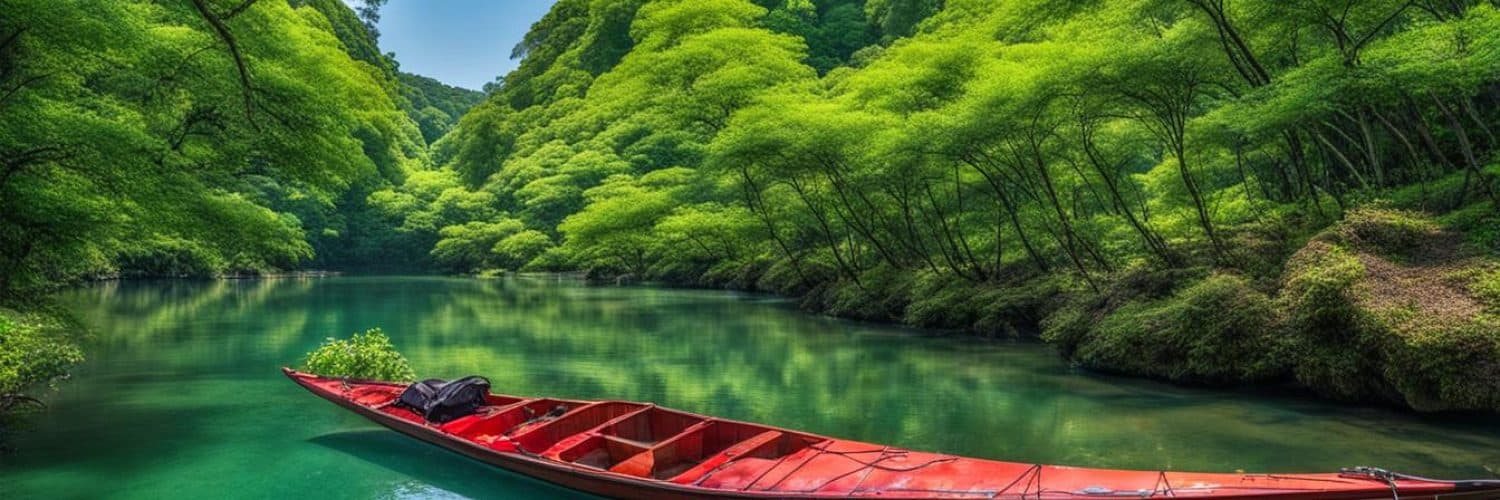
xmin=2 ymin=276 xmax=1497 ymax=499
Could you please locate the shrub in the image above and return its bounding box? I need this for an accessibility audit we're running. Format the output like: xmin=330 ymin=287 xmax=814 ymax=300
xmin=1336 ymin=207 xmax=1442 ymax=258
xmin=114 ymin=238 xmax=223 ymax=278
xmin=1280 ymin=242 xmax=1366 ymax=335
xmin=1437 ymin=202 xmax=1499 ymax=253
xmin=1279 ymin=208 xmax=1500 ymax=411
xmin=0 ymin=309 xmax=85 ymax=414
xmin=493 ymin=230 xmax=553 ymax=271
xmin=300 ymin=328 xmax=416 ymax=382
xmin=1063 ymin=273 xmax=1286 ymax=384
xmin=1279 ymin=238 xmax=1400 ymax=403
xmin=972 ymin=276 xmax=1070 ymax=337
xmin=1375 ymin=309 xmax=1500 ymax=411
xmin=1039 ymin=300 xmax=1093 ymax=357
xmin=1041 ymin=266 xmax=1208 ymax=359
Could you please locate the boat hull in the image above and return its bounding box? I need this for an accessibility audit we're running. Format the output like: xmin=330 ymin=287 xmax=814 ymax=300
xmin=284 ymin=369 xmax=1498 ymax=499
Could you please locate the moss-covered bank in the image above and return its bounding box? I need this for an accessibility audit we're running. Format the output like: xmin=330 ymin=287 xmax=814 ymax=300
xmin=1281 ymin=209 xmax=1500 ymax=411
xmin=1045 ymin=206 xmax=1500 ymax=413
xmin=574 ymin=203 xmax=1500 ymax=414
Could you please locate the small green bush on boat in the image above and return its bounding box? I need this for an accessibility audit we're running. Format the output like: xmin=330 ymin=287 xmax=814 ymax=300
xmin=301 ymin=328 xmax=416 ymax=382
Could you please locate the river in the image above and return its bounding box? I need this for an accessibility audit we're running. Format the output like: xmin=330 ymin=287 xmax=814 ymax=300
xmin=2 ymin=276 xmax=1497 ymax=499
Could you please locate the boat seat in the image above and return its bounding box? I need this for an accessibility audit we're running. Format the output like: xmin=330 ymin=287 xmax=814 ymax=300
xmin=608 ymin=447 xmax=656 ymax=477
xmin=602 ymin=421 xmax=790 ymax=482
xmin=511 ymin=402 xmax=650 ymax=453
xmin=666 ymin=430 xmax=784 ymax=484
xmin=607 ymin=419 xmax=715 ymax=478
xmin=540 ymin=404 xmax=661 ymax=459
xmin=541 ymin=432 xmax=598 ymax=461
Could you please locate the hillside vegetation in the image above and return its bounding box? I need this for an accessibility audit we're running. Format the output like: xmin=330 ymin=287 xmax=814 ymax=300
xmin=0 ymin=0 xmax=467 ymax=414
xmin=2 ymin=0 xmax=1499 ymax=413
xmin=379 ymin=0 xmax=1500 ymax=411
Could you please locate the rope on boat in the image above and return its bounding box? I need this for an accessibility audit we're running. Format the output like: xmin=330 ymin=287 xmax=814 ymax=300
xmin=739 ymin=448 xmax=802 ymax=491
xmin=754 ymin=445 xmax=828 ymax=491
xmin=992 ymin=463 xmax=1043 ymax=499
xmin=736 ymin=442 xmax=986 ymax=495
xmin=786 ymin=446 xmax=897 ymax=493
xmin=845 ymin=451 xmax=881 ymax=494
xmin=1154 ymin=470 xmax=1176 ymax=497
xmin=1340 ymin=467 xmax=1401 ymax=500
xmin=1341 ymin=466 xmax=1500 ymax=499
xmin=1385 ymin=469 xmax=1500 ymax=488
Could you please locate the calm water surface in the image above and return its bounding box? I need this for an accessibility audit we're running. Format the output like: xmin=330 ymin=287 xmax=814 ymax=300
xmin=3 ymin=276 xmax=1498 ymax=499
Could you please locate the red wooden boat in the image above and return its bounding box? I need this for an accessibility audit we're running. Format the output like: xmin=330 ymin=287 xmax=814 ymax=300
xmin=284 ymin=369 xmax=1500 ymax=499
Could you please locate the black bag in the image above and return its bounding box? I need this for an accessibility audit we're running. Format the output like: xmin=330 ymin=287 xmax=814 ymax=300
xmin=395 ymin=376 xmax=491 ymax=424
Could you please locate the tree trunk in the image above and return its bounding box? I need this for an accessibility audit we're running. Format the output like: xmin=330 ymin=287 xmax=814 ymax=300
xmin=1431 ymin=93 xmax=1499 ymax=206
xmin=1080 ymin=128 xmax=1176 ymax=265
xmin=738 ymin=167 xmax=811 ymax=289
xmin=962 ymin=157 xmax=1050 ymax=272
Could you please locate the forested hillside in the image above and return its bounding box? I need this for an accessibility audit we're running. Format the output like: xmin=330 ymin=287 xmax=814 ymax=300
xmin=386 ymin=0 xmax=1500 ymax=412
xmin=0 ymin=0 xmax=462 ymax=414
xmin=1 ymin=0 xmax=411 ymax=292
xmin=400 ymin=73 xmax=486 ymax=144
xmin=3 ymin=0 xmax=1499 ymax=415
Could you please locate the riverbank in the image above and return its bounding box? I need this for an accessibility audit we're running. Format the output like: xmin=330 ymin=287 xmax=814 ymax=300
xmin=1047 ymin=206 xmax=1500 ymax=413
xmin=558 ymin=202 xmax=1500 ymax=414
xmin=7 ymin=199 xmax=1493 ymax=432
xmin=7 ymin=275 xmax=1499 ymax=497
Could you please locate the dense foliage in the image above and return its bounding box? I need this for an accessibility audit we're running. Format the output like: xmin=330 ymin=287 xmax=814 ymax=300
xmin=1278 ymin=208 xmax=1500 ymax=411
xmin=400 ymin=73 xmax=486 ymax=144
xmin=0 ymin=0 xmax=459 ymax=410
xmin=386 ymin=0 xmax=1500 ymax=410
xmin=409 ymin=0 xmax=1500 ymax=290
xmin=0 ymin=0 xmax=434 ymax=295
xmin=0 ymin=308 xmax=83 ymax=414
xmin=5 ymin=0 xmax=1500 ymax=412
xmin=300 ymin=328 xmax=416 ymax=381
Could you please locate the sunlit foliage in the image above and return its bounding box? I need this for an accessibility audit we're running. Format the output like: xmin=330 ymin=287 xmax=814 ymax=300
xmin=0 ymin=308 xmax=83 ymax=415
xmin=0 ymin=0 xmax=433 ymax=297
xmin=6 ymin=0 xmax=1500 ymax=411
xmin=300 ymin=328 xmax=416 ymax=381
xmin=408 ymin=0 xmax=1500 ymax=410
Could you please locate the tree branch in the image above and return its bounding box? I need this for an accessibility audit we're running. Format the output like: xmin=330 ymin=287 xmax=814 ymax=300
xmin=220 ymin=0 xmax=261 ymax=20
xmin=0 ymin=394 xmax=46 ymax=413
xmin=190 ymin=0 xmax=257 ymax=128
xmin=1351 ymin=1 xmax=1416 ymax=57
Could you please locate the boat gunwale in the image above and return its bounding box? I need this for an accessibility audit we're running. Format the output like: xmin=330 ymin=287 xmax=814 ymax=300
xmin=281 ymin=368 xmax=1492 ymax=500
xmin=283 ymin=368 xmax=860 ymax=499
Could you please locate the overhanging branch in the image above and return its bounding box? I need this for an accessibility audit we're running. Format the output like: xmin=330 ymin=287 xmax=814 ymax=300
xmin=190 ymin=0 xmax=257 ymax=129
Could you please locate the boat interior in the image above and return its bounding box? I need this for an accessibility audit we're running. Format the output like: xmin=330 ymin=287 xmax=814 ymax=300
xmin=293 ymin=372 xmax=1500 ymax=499
xmin=335 ymin=380 xmax=820 ymax=484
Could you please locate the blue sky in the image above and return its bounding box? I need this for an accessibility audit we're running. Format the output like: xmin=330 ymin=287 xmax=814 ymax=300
xmin=346 ymin=1 xmax=558 ymax=90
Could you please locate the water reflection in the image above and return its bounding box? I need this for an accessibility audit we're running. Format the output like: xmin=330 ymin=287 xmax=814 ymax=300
xmin=3 ymin=276 xmax=1496 ymax=499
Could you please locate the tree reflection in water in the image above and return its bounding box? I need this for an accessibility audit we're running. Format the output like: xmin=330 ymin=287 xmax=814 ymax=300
xmin=6 ymin=276 xmax=1494 ymax=500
